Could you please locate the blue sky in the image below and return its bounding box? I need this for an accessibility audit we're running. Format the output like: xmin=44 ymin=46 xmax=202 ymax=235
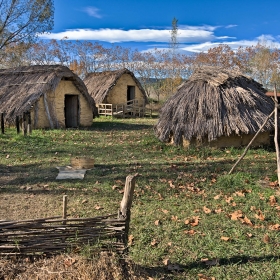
xmin=41 ymin=0 xmax=280 ymax=54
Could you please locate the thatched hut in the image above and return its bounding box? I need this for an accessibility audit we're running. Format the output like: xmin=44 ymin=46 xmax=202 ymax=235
xmin=84 ymin=68 xmax=148 ymax=117
xmin=0 ymin=65 xmax=97 ymax=129
xmin=154 ymin=66 xmax=275 ymax=148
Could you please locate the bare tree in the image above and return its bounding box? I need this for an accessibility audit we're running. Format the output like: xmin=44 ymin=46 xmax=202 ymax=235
xmin=0 ymin=0 xmax=54 ymax=51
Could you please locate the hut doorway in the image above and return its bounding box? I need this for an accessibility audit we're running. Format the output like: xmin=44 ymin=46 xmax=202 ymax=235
xmin=127 ymin=86 xmax=135 ymax=102
xmin=65 ymin=95 xmax=79 ymax=128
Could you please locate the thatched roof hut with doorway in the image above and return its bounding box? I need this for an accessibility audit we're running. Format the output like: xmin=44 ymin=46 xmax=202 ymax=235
xmin=0 ymin=65 xmax=97 ymax=129
xmin=154 ymin=66 xmax=275 ymax=148
xmin=84 ymin=68 xmax=148 ymax=117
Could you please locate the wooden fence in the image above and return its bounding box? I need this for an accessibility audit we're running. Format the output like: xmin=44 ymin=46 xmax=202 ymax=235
xmin=98 ymin=99 xmax=151 ymax=118
xmin=0 ymin=174 xmax=137 ymax=255
xmin=0 ymin=111 xmax=32 ymax=136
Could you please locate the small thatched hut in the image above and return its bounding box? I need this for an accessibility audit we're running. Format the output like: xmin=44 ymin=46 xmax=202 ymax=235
xmin=84 ymin=68 xmax=148 ymax=117
xmin=0 ymin=65 xmax=97 ymax=129
xmin=154 ymin=66 xmax=275 ymax=148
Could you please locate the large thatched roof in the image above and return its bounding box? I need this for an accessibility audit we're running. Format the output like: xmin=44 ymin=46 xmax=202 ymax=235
xmin=155 ymin=66 xmax=275 ymax=146
xmin=84 ymin=68 xmax=148 ymax=104
xmin=0 ymin=65 xmax=97 ymax=123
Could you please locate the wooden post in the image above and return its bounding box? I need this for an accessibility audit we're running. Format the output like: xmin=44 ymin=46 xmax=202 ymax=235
xmin=22 ymin=112 xmax=27 ymax=136
xmin=1 ymin=113 xmax=4 ymax=134
xmin=118 ymin=174 xmax=137 ymax=246
xmin=62 ymin=195 xmax=68 ymax=225
xmin=16 ymin=116 xmax=20 ymax=134
xmin=274 ymin=84 xmax=280 ymax=186
xmin=27 ymin=112 xmax=32 ymax=135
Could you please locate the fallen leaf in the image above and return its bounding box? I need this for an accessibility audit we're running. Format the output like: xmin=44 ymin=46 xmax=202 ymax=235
xmin=81 ymin=199 xmax=88 ymax=204
xmin=203 ymin=206 xmax=212 ymax=214
xmin=6 ymin=154 xmax=9 ymax=159
xmin=235 ymin=191 xmax=245 ymax=197
xmin=184 ymin=229 xmax=196 ymax=235
xmin=214 ymin=208 xmax=222 ymax=214
xmin=162 ymin=209 xmax=169 ymax=214
xmin=112 ymin=185 xmax=119 ymax=190
xmin=171 ymin=215 xmax=178 ymax=221
xmin=184 ymin=219 xmax=190 ymax=225
xmin=255 ymin=210 xmax=265 ymax=221
xmin=246 ymin=233 xmax=253 ymax=238
xmin=128 ymin=235 xmax=134 ymax=246
xmin=150 ymin=239 xmax=158 ymax=246
xmin=229 ymin=210 xmax=243 ymax=220
xmin=94 ymin=205 xmax=103 ymax=210
xmin=269 ymin=224 xmax=280 ymax=230
xmin=269 ymin=195 xmax=277 ymax=206
xmin=263 ymin=234 xmax=270 ymax=243
xmin=241 ymin=216 xmax=253 ymax=226
xmin=163 ymin=258 xmax=170 ymax=265
xmin=214 ymin=194 xmax=221 ymax=200
xmin=226 ymin=196 xmax=233 ymax=203
xmin=64 ymin=258 xmax=76 ymax=267
xmin=220 ymin=236 xmax=230 ymax=241
xmin=190 ymin=216 xmax=200 ymax=226
xmin=154 ymin=220 xmax=161 ymax=226
xmin=198 ymin=274 xmax=216 ymax=280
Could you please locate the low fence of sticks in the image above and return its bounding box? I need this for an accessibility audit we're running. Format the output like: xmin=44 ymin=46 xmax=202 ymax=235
xmin=0 ymin=174 xmax=137 ymax=256
xmin=0 ymin=111 xmax=32 ymax=136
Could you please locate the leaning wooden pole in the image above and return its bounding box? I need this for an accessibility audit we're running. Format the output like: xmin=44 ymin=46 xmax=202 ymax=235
xmin=274 ymin=84 xmax=280 ymax=186
xmin=118 ymin=174 xmax=138 ymax=247
xmin=228 ymin=110 xmax=274 ymax=175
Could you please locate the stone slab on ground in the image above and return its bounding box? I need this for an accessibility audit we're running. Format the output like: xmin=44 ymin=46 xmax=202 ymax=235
xmin=56 ymin=166 xmax=90 ymax=180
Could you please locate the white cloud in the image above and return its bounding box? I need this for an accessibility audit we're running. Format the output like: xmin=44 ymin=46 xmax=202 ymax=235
xmin=40 ymin=26 xmax=219 ymax=43
xmin=180 ymin=36 xmax=280 ymax=53
xmin=82 ymin=6 xmax=102 ymax=18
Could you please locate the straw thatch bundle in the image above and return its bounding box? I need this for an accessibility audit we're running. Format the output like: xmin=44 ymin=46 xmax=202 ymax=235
xmin=0 ymin=65 xmax=97 ymax=124
xmin=84 ymin=68 xmax=148 ymax=104
xmin=154 ymin=66 xmax=275 ymax=147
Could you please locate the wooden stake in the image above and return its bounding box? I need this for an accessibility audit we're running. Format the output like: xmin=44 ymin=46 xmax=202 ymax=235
xmin=1 ymin=113 xmax=4 ymax=134
xmin=22 ymin=112 xmax=27 ymax=136
xmin=118 ymin=174 xmax=137 ymax=247
xmin=62 ymin=195 xmax=67 ymax=225
xmin=16 ymin=116 xmax=20 ymax=134
xmin=274 ymin=84 xmax=280 ymax=186
xmin=228 ymin=110 xmax=274 ymax=174
xmin=27 ymin=112 xmax=32 ymax=134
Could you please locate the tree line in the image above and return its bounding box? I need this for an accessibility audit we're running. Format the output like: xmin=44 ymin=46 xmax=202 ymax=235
xmin=1 ymin=1 xmax=280 ymax=101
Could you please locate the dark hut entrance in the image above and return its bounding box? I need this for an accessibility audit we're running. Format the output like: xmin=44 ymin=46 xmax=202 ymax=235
xmin=127 ymin=86 xmax=135 ymax=102
xmin=65 ymin=95 xmax=79 ymax=128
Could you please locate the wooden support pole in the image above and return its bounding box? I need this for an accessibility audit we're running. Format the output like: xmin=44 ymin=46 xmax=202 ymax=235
xmin=118 ymin=174 xmax=138 ymax=247
xmin=228 ymin=109 xmax=275 ymax=175
xmin=27 ymin=112 xmax=32 ymax=135
xmin=62 ymin=195 xmax=68 ymax=225
xmin=274 ymin=84 xmax=280 ymax=186
xmin=16 ymin=116 xmax=20 ymax=134
xmin=22 ymin=112 xmax=27 ymax=136
xmin=1 ymin=113 xmax=4 ymax=134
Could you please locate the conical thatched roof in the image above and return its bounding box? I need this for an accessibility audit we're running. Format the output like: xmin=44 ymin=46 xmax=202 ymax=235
xmin=0 ymin=65 xmax=97 ymax=123
xmin=84 ymin=68 xmax=148 ymax=104
xmin=155 ymin=66 xmax=275 ymax=146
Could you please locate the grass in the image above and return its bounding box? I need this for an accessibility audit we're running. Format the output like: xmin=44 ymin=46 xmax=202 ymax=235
xmin=1 ymin=116 xmax=280 ymax=279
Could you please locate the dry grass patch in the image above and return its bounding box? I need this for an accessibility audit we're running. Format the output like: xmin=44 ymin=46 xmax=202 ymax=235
xmin=0 ymin=251 xmax=147 ymax=280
